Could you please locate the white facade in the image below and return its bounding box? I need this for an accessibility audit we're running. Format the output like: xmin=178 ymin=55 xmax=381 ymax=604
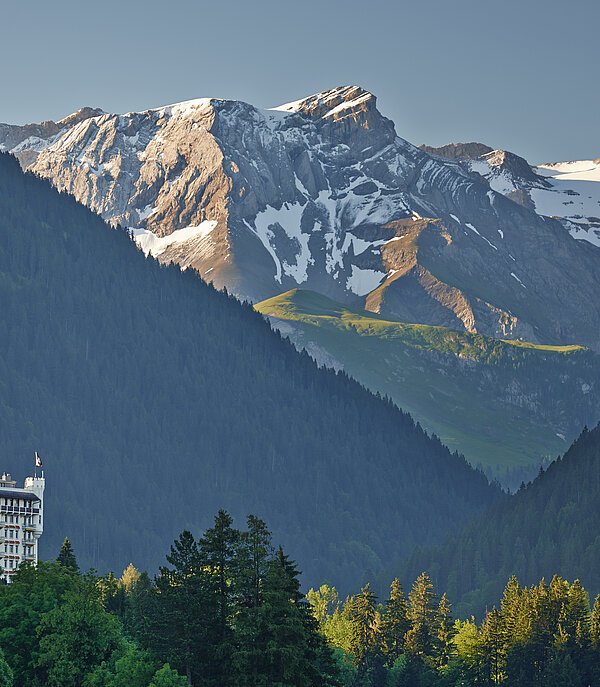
xmin=0 ymin=472 xmax=45 ymax=583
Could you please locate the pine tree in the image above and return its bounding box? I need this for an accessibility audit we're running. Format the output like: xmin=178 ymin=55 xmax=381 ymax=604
xmin=238 ymin=515 xmax=272 ymax=609
xmin=198 ymin=510 xmax=240 ymax=639
xmin=56 ymin=538 xmax=79 ymax=573
xmin=233 ymin=548 xmax=339 ymax=687
xmin=435 ymin=593 xmax=455 ymax=669
xmin=480 ymin=607 xmax=503 ymax=685
xmin=145 ymin=531 xmax=219 ymax=686
xmin=347 ymin=583 xmax=380 ymax=675
xmin=380 ymin=578 xmax=409 ymax=667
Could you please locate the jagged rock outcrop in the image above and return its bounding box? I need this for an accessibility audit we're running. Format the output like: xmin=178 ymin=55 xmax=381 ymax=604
xmin=5 ymin=86 xmax=600 ymax=348
xmin=419 ymin=142 xmax=493 ymax=160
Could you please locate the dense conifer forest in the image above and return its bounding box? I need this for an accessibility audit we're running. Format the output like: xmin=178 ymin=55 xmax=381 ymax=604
xmin=401 ymin=423 xmax=600 ymax=619
xmin=2 ymin=515 xmax=599 ymax=687
xmin=0 ymin=514 xmax=339 ymax=687
xmin=307 ymin=570 xmax=600 ymax=686
xmin=0 ymin=151 xmax=496 ymax=590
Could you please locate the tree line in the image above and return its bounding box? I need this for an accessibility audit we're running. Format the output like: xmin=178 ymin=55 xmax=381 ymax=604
xmin=307 ymin=572 xmax=600 ymax=686
xmin=2 ymin=509 xmax=599 ymax=686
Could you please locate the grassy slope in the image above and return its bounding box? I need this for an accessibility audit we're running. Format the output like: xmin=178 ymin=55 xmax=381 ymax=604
xmin=255 ymin=289 xmax=591 ymax=474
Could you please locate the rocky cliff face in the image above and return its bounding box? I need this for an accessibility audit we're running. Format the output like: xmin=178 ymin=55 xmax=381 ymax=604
xmin=426 ymin=141 xmax=600 ymax=243
xmin=4 ymin=86 xmax=600 ymax=348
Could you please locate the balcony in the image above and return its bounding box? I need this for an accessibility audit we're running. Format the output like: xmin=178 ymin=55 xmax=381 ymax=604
xmin=0 ymin=506 xmax=39 ymax=515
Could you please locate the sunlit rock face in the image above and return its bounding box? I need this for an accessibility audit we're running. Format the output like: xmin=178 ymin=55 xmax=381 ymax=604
xmin=4 ymin=86 xmax=600 ymax=348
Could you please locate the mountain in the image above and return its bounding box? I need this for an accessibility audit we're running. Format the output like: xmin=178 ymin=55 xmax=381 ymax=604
xmin=424 ymin=142 xmax=600 ymax=241
xmin=400 ymin=423 xmax=600 ymax=619
xmin=255 ymin=289 xmax=600 ymax=483
xmin=0 ymin=150 xmax=497 ymax=590
xmin=4 ymin=86 xmax=600 ymax=349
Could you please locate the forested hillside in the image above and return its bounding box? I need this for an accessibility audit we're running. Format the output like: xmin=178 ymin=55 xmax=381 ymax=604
xmin=0 ymin=152 xmax=496 ymax=590
xmin=402 ymin=424 xmax=600 ymax=618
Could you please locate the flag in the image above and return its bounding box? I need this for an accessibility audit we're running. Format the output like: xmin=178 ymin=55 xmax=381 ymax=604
xmin=35 ymin=451 xmax=42 ymax=467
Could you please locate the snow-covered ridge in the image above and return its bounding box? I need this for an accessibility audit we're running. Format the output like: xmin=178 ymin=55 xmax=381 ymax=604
xmin=537 ymin=160 xmax=600 ymax=178
xmin=147 ymin=98 xmax=213 ymax=119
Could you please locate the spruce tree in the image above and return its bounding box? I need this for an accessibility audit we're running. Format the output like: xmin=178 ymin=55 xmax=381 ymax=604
xmin=56 ymin=538 xmax=79 ymax=573
xmin=347 ymin=583 xmax=380 ymax=674
xmin=238 ymin=515 xmax=272 ymax=609
xmin=435 ymin=593 xmax=455 ymax=669
xmin=145 ymin=531 xmax=218 ymax=686
xmin=380 ymin=578 xmax=409 ymax=667
xmin=198 ymin=510 xmax=240 ymax=639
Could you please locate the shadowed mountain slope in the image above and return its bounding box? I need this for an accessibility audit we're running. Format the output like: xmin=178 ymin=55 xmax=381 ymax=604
xmin=401 ymin=423 xmax=600 ymax=618
xmin=0 ymin=152 xmax=496 ymax=590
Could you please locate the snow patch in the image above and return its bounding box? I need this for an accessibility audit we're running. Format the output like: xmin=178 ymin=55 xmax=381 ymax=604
xmin=466 ymin=223 xmax=497 ymax=250
xmin=346 ymin=266 xmax=385 ymax=296
xmin=131 ymin=221 xmax=217 ymax=257
xmin=251 ymin=202 xmax=312 ymax=283
xmin=138 ymin=204 xmax=158 ymax=221
xmin=510 ymin=272 xmax=526 ymax=289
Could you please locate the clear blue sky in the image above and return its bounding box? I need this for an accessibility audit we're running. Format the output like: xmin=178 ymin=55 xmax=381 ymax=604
xmin=2 ymin=0 xmax=597 ymax=163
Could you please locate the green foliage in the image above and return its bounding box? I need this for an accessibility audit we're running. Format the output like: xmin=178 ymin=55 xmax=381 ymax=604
xmin=57 ymin=538 xmax=80 ymax=573
xmin=0 ymin=649 xmax=12 ymax=687
xmin=0 ymin=561 xmax=76 ymax=686
xmin=380 ymin=579 xmax=410 ymax=667
xmin=143 ymin=530 xmax=219 ymax=685
xmin=312 ymin=572 xmax=600 ymax=687
xmin=36 ymin=571 xmax=124 ymax=687
xmin=0 ymin=512 xmax=338 ymax=687
xmin=148 ymin=664 xmax=188 ymax=687
xmin=84 ymin=645 xmax=159 ymax=687
xmin=307 ymin=585 xmax=353 ymax=653
xmin=347 ymin=584 xmax=380 ymax=674
xmin=0 ymin=152 xmax=495 ymax=591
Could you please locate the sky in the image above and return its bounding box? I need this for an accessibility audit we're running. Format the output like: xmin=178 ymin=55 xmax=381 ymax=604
xmin=1 ymin=0 xmax=598 ymax=163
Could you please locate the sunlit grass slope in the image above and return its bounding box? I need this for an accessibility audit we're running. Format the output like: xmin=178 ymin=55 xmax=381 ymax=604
xmin=256 ymin=289 xmax=597 ymax=477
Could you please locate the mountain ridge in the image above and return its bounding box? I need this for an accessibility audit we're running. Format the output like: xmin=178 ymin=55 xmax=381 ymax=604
xmin=0 ymin=150 xmax=496 ymax=590
xmin=4 ymin=86 xmax=600 ymax=349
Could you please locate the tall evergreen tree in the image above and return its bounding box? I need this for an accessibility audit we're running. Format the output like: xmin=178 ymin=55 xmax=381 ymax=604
xmin=347 ymin=584 xmax=380 ymax=675
xmin=199 ymin=510 xmax=240 ymax=639
xmin=380 ymin=578 xmax=410 ymax=667
xmin=145 ymin=531 xmax=218 ymax=686
xmin=57 ymin=538 xmax=79 ymax=573
xmin=238 ymin=515 xmax=272 ymax=609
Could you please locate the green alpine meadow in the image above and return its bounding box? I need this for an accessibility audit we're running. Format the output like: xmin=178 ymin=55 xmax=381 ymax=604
xmin=256 ymin=289 xmax=598 ymax=484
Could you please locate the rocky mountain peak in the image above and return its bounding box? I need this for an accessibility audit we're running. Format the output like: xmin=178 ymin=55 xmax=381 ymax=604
xmin=480 ymin=149 xmax=539 ymax=182
xmin=271 ymin=85 xmax=390 ymax=146
xmin=4 ymin=90 xmax=600 ymax=348
xmin=57 ymin=106 xmax=106 ymax=127
xmin=274 ymin=85 xmax=376 ymax=119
